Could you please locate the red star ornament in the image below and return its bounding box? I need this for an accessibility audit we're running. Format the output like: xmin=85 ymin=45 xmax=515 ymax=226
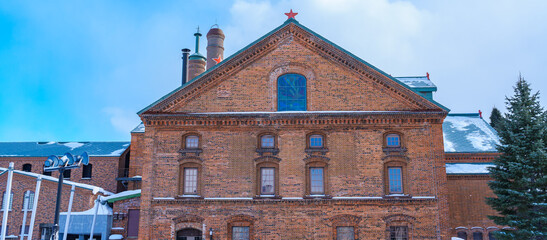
xmin=285 ymin=9 xmax=298 ymax=19
xmin=213 ymin=56 xmax=222 ymax=64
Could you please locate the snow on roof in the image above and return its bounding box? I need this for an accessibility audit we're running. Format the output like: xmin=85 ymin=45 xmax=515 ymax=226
xmin=443 ymin=114 xmax=500 ymax=153
xmin=0 ymin=142 xmax=130 ymax=157
xmin=395 ymin=76 xmax=437 ymax=90
xmin=131 ymin=122 xmax=145 ymax=133
xmin=102 ymin=189 xmax=141 ymax=203
xmin=446 ymin=163 xmax=494 ymax=175
xmin=0 ymin=167 xmax=113 ymax=195
xmin=61 ymin=199 xmax=112 ymax=215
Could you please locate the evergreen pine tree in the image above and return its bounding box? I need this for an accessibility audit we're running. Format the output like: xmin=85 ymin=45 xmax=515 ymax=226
xmin=487 ymin=76 xmax=547 ymax=240
xmin=490 ymin=107 xmax=504 ymax=132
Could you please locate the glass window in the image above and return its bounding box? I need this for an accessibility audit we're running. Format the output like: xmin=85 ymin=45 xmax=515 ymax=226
xmin=63 ymin=169 xmax=71 ymax=179
xmin=82 ymin=164 xmax=92 ymax=178
xmin=261 ymin=135 xmax=275 ymax=148
xmin=184 ymin=168 xmax=198 ymax=195
xmin=22 ymin=164 xmax=32 ymax=172
xmin=277 ymin=73 xmax=307 ymax=111
xmin=19 ymin=225 xmax=29 ymax=236
xmin=388 ymin=167 xmax=403 ymax=194
xmin=186 ymin=135 xmax=199 ymax=149
xmin=232 ymin=226 xmax=250 ymax=240
xmin=488 ymin=232 xmax=497 ymax=240
xmin=336 ymin=227 xmax=355 ymax=240
xmin=390 ymin=226 xmax=408 ymax=240
xmin=260 ymin=168 xmax=275 ymax=195
xmin=310 ymin=167 xmax=324 ymax=194
xmin=457 ymin=231 xmax=468 ymax=240
xmin=386 ymin=134 xmax=400 ymax=147
xmin=309 ymin=135 xmax=323 ymax=148
xmin=22 ymin=191 xmax=34 ymax=210
xmin=2 ymin=192 xmax=13 ymax=210
xmin=473 ymin=232 xmax=483 ymax=240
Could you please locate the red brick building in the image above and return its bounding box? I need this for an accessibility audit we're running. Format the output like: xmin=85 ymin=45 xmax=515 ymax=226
xmin=133 ymin=18 xmax=463 ymax=240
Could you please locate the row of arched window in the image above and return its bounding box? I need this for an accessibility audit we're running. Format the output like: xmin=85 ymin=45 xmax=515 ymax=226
xmin=178 ymin=132 xmax=406 ymax=197
xmin=20 ymin=163 xmax=93 ymax=179
xmin=1 ymin=190 xmax=34 ymax=211
xmin=457 ymin=230 xmax=499 ymax=240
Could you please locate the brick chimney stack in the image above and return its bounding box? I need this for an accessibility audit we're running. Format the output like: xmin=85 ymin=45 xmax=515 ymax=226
xmin=206 ymin=25 xmax=225 ymax=70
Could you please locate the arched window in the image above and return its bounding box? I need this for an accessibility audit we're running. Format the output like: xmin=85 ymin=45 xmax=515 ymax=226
xmin=22 ymin=190 xmax=34 ymax=210
xmin=385 ymin=133 xmax=401 ymax=148
xmin=178 ymin=158 xmax=203 ymax=197
xmin=457 ymin=231 xmax=468 ymax=240
xmin=2 ymin=191 xmax=13 ymax=210
xmin=22 ymin=164 xmax=32 ymax=172
xmin=472 ymin=231 xmax=483 ymax=240
xmin=304 ymin=156 xmax=330 ymax=197
xmin=384 ymin=158 xmax=408 ymax=196
xmin=260 ymin=135 xmax=275 ymax=149
xmin=185 ymin=135 xmax=200 ymax=149
xmin=277 ymin=73 xmax=307 ymax=111
xmin=82 ymin=164 xmax=93 ymax=179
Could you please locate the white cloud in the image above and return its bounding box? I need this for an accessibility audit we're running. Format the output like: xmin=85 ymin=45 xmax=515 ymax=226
xmin=103 ymin=107 xmax=141 ymax=134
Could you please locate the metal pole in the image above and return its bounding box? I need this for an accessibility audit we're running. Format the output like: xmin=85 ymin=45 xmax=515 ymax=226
xmin=88 ymin=196 xmax=100 ymax=240
xmin=20 ymin=192 xmax=29 ymax=240
xmin=52 ymin=168 xmax=65 ymax=240
xmin=1 ymin=162 xmax=14 ymax=240
xmin=62 ymin=185 xmax=75 ymax=240
xmin=27 ymin=176 xmax=42 ymax=240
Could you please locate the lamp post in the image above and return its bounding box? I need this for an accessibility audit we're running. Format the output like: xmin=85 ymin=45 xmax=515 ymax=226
xmin=43 ymin=152 xmax=89 ymax=240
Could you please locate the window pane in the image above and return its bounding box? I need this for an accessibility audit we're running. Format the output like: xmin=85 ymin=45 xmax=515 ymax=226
xmin=232 ymin=227 xmax=250 ymax=240
xmin=310 ymin=167 xmax=324 ymax=194
xmin=261 ymin=168 xmax=275 ymax=195
xmin=309 ymin=135 xmax=323 ymax=148
xmin=277 ymin=74 xmax=307 ymax=111
xmin=457 ymin=231 xmax=468 ymax=240
xmin=336 ymin=227 xmax=354 ymax=240
xmin=63 ymin=169 xmax=71 ymax=179
xmin=22 ymin=164 xmax=32 ymax=172
xmin=82 ymin=164 xmax=93 ymax=178
xmin=473 ymin=232 xmax=483 ymax=240
xmin=23 ymin=191 xmax=34 ymax=210
xmin=388 ymin=167 xmax=403 ymax=193
xmin=2 ymin=192 xmax=13 ymax=210
xmin=186 ymin=136 xmax=199 ymax=149
xmin=261 ymin=135 xmax=275 ymax=148
xmin=390 ymin=226 xmax=408 ymax=240
xmin=386 ymin=134 xmax=400 ymax=147
xmin=184 ymin=168 xmax=198 ymax=194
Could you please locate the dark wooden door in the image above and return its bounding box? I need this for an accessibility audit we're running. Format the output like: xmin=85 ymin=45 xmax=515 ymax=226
xmin=127 ymin=209 xmax=140 ymax=237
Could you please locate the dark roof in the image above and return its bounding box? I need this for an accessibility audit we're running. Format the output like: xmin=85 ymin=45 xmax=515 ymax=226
xmin=0 ymin=142 xmax=130 ymax=157
xmin=138 ymin=18 xmax=449 ymax=115
xmin=443 ymin=113 xmax=500 ymax=153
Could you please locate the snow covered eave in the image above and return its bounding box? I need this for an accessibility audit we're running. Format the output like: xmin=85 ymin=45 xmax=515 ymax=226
xmin=103 ymin=189 xmax=141 ymax=203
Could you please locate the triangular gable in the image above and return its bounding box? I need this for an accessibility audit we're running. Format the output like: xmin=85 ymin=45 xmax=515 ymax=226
xmin=139 ymin=19 xmax=449 ymax=115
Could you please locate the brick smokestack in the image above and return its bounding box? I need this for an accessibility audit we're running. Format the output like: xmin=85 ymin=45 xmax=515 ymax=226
xmin=181 ymin=48 xmax=191 ymax=85
xmin=206 ymin=25 xmax=225 ymax=70
xmin=188 ymin=28 xmax=206 ymax=81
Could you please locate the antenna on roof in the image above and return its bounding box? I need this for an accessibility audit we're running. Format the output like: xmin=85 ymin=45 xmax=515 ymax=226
xmin=426 ymin=72 xmax=430 ymax=80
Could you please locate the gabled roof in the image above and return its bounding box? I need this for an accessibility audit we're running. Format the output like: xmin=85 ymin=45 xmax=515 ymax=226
xmin=0 ymin=142 xmax=130 ymax=157
xmin=443 ymin=113 xmax=500 ymax=153
xmin=139 ymin=19 xmax=449 ymax=115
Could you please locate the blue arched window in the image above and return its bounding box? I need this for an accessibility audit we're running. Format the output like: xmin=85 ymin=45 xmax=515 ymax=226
xmin=277 ymin=73 xmax=307 ymax=111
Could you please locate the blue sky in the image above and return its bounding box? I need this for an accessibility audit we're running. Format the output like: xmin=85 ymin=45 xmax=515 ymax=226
xmin=1 ymin=0 xmax=546 ymax=141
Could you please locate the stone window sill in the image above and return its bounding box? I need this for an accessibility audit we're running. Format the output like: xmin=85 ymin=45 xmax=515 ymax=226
xmin=256 ymin=148 xmax=280 ymax=156
xmin=383 ymin=194 xmax=411 ymax=199
xmin=253 ymin=195 xmax=282 ymax=199
xmin=304 ymin=194 xmax=332 ymax=199
xmin=176 ymin=195 xmax=203 ymax=199
xmin=178 ymin=148 xmax=203 ymax=156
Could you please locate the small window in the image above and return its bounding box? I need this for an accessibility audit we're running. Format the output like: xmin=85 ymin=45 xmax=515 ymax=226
xmin=82 ymin=164 xmax=93 ymax=178
xmin=19 ymin=225 xmax=29 ymax=236
xmin=22 ymin=164 xmax=32 ymax=172
xmin=388 ymin=167 xmax=403 ymax=194
xmin=386 ymin=134 xmax=401 ymax=147
xmin=260 ymin=168 xmax=275 ymax=195
xmin=310 ymin=167 xmax=324 ymax=194
xmin=63 ymin=169 xmax=71 ymax=179
xmin=457 ymin=231 xmax=468 ymax=240
xmin=185 ymin=135 xmax=199 ymax=149
xmin=183 ymin=168 xmax=198 ymax=195
xmin=22 ymin=191 xmax=34 ymax=210
xmin=473 ymin=232 xmax=483 ymax=240
xmin=232 ymin=226 xmax=250 ymax=240
xmin=260 ymin=135 xmax=275 ymax=149
xmin=2 ymin=192 xmax=13 ymax=210
xmin=309 ymin=135 xmax=323 ymax=148
xmin=336 ymin=226 xmax=355 ymax=240
xmin=43 ymin=171 xmax=52 ymax=176
xmin=488 ymin=232 xmax=497 ymax=240
xmin=389 ymin=226 xmax=408 ymax=240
